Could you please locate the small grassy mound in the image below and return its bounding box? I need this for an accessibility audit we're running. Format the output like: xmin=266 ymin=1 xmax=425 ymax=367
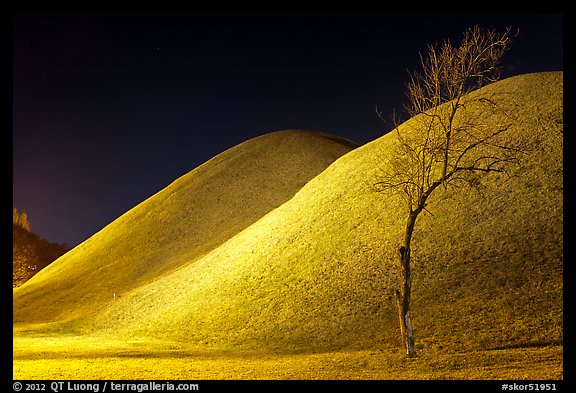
xmin=13 ymin=130 xmax=356 ymax=328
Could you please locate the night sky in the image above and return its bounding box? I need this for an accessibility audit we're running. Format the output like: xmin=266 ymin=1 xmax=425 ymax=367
xmin=12 ymin=12 xmax=563 ymax=248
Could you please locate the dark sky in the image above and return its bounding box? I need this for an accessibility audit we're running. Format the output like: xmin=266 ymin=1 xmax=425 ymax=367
xmin=12 ymin=12 xmax=563 ymax=248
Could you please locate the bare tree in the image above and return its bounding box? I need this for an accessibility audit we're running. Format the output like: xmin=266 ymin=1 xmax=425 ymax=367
xmin=373 ymin=26 xmax=521 ymax=357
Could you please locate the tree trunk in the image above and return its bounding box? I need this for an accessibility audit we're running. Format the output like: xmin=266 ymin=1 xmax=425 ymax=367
xmin=394 ymin=289 xmax=406 ymax=351
xmin=395 ymin=212 xmax=417 ymax=358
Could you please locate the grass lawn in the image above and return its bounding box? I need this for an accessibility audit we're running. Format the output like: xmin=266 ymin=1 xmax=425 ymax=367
xmin=13 ymin=335 xmax=562 ymax=380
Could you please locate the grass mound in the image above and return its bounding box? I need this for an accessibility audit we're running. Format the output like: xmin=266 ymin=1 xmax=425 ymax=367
xmin=13 ymin=130 xmax=357 ymax=328
xmin=14 ymin=73 xmax=562 ymax=359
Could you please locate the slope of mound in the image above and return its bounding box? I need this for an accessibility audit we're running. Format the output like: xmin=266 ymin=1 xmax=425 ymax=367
xmin=13 ymin=130 xmax=357 ymax=326
xmin=78 ymin=72 xmax=562 ymax=354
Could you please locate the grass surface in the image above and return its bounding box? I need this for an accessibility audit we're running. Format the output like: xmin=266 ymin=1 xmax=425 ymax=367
xmin=13 ymin=335 xmax=562 ymax=380
xmin=13 ymin=72 xmax=563 ymax=379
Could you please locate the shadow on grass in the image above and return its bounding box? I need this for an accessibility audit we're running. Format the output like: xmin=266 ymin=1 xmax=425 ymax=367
xmin=486 ymin=339 xmax=563 ymax=351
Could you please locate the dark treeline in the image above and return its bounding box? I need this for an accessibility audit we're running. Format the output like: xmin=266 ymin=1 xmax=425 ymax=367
xmin=13 ymin=208 xmax=68 ymax=287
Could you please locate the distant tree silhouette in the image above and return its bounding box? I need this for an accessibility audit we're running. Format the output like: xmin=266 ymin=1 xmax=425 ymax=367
xmin=13 ymin=208 xmax=31 ymax=231
xmin=12 ymin=209 xmax=68 ymax=287
xmin=372 ymin=26 xmax=521 ymax=357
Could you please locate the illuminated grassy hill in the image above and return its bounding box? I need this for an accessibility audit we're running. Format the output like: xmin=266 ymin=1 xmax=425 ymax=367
xmin=14 ymin=72 xmax=562 ymax=356
xmin=13 ymin=130 xmax=357 ymax=327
